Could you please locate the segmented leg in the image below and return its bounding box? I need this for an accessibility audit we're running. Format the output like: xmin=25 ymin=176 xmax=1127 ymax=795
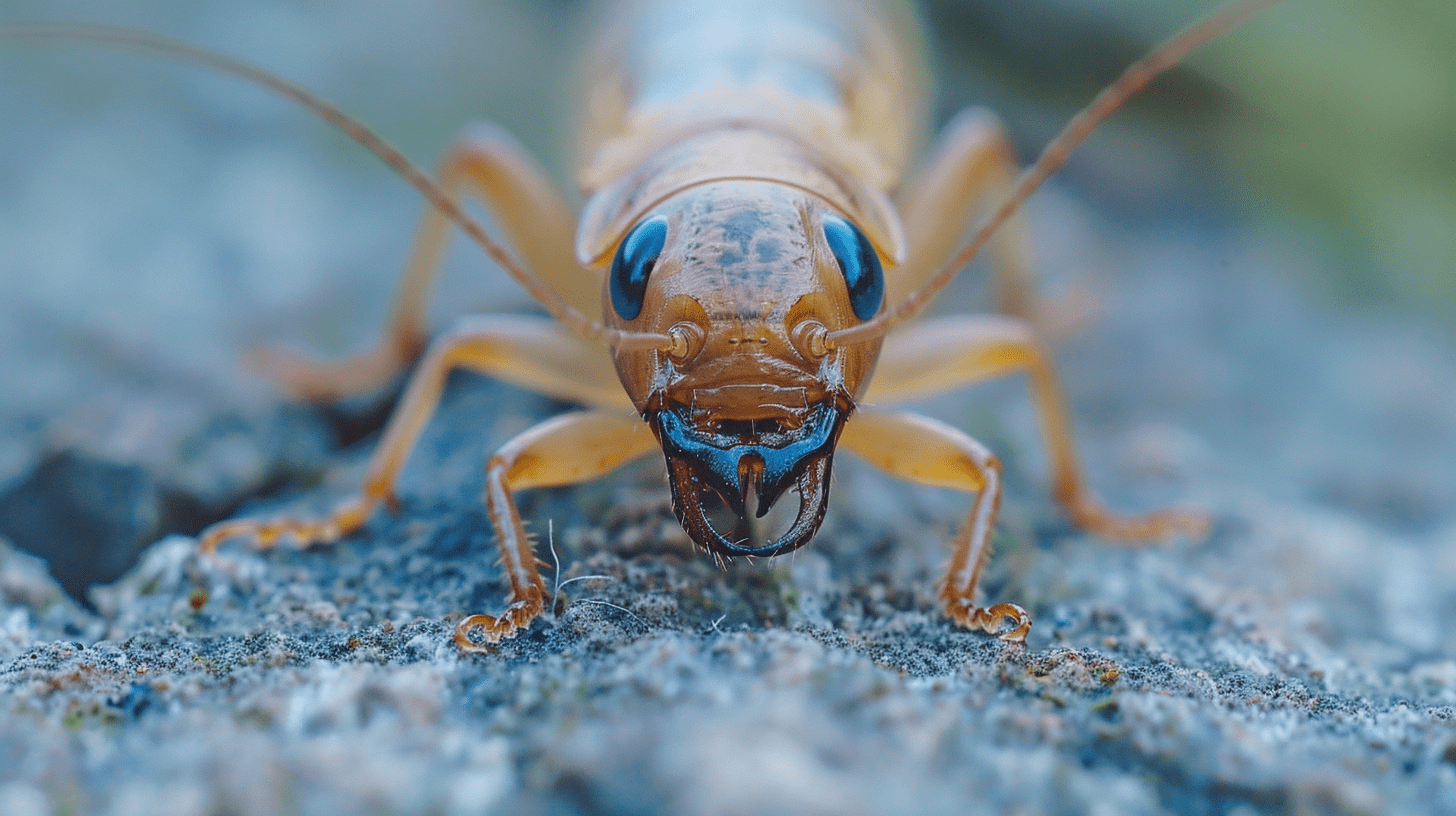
xmin=895 ymin=107 xmax=1095 ymax=340
xmin=453 ymin=411 xmax=658 ymax=651
xmin=253 ymin=124 xmax=590 ymax=401
xmin=895 ymin=108 xmax=1035 ymax=320
xmin=864 ymin=314 xmax=1208 ymax=542
xmin=200 ymin=315 xmax=631 ymax=554
xmin=839 ymin=409 xmax=1030 ymax=642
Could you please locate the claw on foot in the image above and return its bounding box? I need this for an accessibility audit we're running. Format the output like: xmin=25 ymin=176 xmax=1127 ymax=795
xmin=947 ymin=600 xmax=1031 ymax=643
xmin=452 ymin=595 xmax=544 ymax=653
xmin=198 ymin=496 xmax=376 ymax=553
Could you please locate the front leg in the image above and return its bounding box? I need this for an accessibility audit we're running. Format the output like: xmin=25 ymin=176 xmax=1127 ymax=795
xmin=453 ymin=411 xmax=659 ymax=651
xmin=839 ymin=409 xmax=1030 ymax=642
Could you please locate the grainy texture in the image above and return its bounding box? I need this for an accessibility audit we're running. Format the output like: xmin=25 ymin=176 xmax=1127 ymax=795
xmin=3 ymin=2 xmax=1456 ymax=815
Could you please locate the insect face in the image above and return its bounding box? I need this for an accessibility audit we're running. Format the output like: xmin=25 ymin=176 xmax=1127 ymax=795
xmin=604 ymin=181 xmax=888 ymax=558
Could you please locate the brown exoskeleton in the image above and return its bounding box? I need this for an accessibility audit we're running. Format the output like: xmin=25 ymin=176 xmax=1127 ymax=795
xmin=4 ymin=0 xmax=1279 ymax=649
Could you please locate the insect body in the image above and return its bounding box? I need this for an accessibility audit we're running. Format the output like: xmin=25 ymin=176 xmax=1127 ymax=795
xmin=9 ymin=0 xmax=1272 ymax=649
xmin=211 ymin=0 xmax=1224 ymax=648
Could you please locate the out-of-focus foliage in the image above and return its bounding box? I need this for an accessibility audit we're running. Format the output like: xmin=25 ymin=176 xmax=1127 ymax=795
xmin=1197 ymin=0 xmax=1456 ymax=310
xmin=925 ymin=0 xmax=1455 ymax=314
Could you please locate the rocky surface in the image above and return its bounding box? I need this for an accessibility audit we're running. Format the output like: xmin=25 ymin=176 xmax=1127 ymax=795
xmin=3 ymin=2 xmax=1456 ymax=815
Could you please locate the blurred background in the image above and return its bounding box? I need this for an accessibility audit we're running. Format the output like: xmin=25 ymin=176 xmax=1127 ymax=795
xmin=925 ymin=0 xmax=1456 ymax=316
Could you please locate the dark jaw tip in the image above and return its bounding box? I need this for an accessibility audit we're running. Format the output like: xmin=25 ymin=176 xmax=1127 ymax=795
xmin=653 ymin=401 xmax=847 ymax=559
xmin=667 ymin=453 xmax=834 ymax=558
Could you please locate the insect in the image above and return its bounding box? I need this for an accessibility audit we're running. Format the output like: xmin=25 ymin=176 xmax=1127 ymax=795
xmin=5 ymin=0 xmax=1277 ymax=650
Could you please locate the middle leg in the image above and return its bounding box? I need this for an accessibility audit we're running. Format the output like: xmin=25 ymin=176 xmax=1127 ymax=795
xmin=201 ymin=314 xmax=630 ymax=552
xmin=864 ymin=314 xmax=1207 ymax=541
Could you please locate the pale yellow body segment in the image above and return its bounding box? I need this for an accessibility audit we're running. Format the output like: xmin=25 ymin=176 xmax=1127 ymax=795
xmin=575 ymin=0 xmax=928 ymax=200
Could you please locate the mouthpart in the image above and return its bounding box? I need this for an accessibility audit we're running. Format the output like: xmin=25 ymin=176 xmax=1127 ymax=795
xmin=651 ymin=400 xmax=848 ymax=559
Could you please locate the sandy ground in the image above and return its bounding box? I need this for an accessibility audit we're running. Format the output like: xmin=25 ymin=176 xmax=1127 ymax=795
xmin=2 ymin=2 xmax=1456 ymax=814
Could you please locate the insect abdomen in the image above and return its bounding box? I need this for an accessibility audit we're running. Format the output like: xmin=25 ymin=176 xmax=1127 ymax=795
xmin=576 ymin=0 xmax=929 ymax=196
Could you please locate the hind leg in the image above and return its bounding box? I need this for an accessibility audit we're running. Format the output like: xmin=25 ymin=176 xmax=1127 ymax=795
xmin=864 ymin=314 xmax=1207 ymax=542
xmin=255 ymin=125 xmax=590 ymax=401
xmin=896 ymin=108 xmax=1093 ymax=340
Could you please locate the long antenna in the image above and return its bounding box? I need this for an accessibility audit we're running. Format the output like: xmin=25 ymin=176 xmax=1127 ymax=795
xmin=0 ymin=23 xmax=671 ymax=353
xmin=829 ymin=0 xmax=1285 ymax=347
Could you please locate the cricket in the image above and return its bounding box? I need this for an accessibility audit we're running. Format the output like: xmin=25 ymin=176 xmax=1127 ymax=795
xmin=2 ymin=0 xmax=1280 ymax=650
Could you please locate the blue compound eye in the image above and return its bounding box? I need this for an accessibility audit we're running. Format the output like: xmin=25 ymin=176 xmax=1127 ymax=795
xmin=609 ymin=215 xmax=668 ymax=321
xmin=822 ymin=214 xmax=883 ymax=321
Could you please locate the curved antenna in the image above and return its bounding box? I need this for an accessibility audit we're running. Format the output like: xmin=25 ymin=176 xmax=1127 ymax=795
xmin=0 ymin=23 xmax=672 ymax=353
xmin=829 ymin=0 xmax=1285 ymax=348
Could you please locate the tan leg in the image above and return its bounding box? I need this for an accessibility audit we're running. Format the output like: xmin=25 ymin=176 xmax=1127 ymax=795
xmin=840 ymin=409 xmax=1030 ymax=642
xmin=895 ymin=108 xmax=1036 ymax=320
xmin=201 ymin=314 xmax=631 ymax=553
xmin=864 ymin=314 xmax=1208 ymax=542
xmin=453 ymin=410 xmax=659 ymax=651
xmin=255 ymin=124 xmax=593 ymax=401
